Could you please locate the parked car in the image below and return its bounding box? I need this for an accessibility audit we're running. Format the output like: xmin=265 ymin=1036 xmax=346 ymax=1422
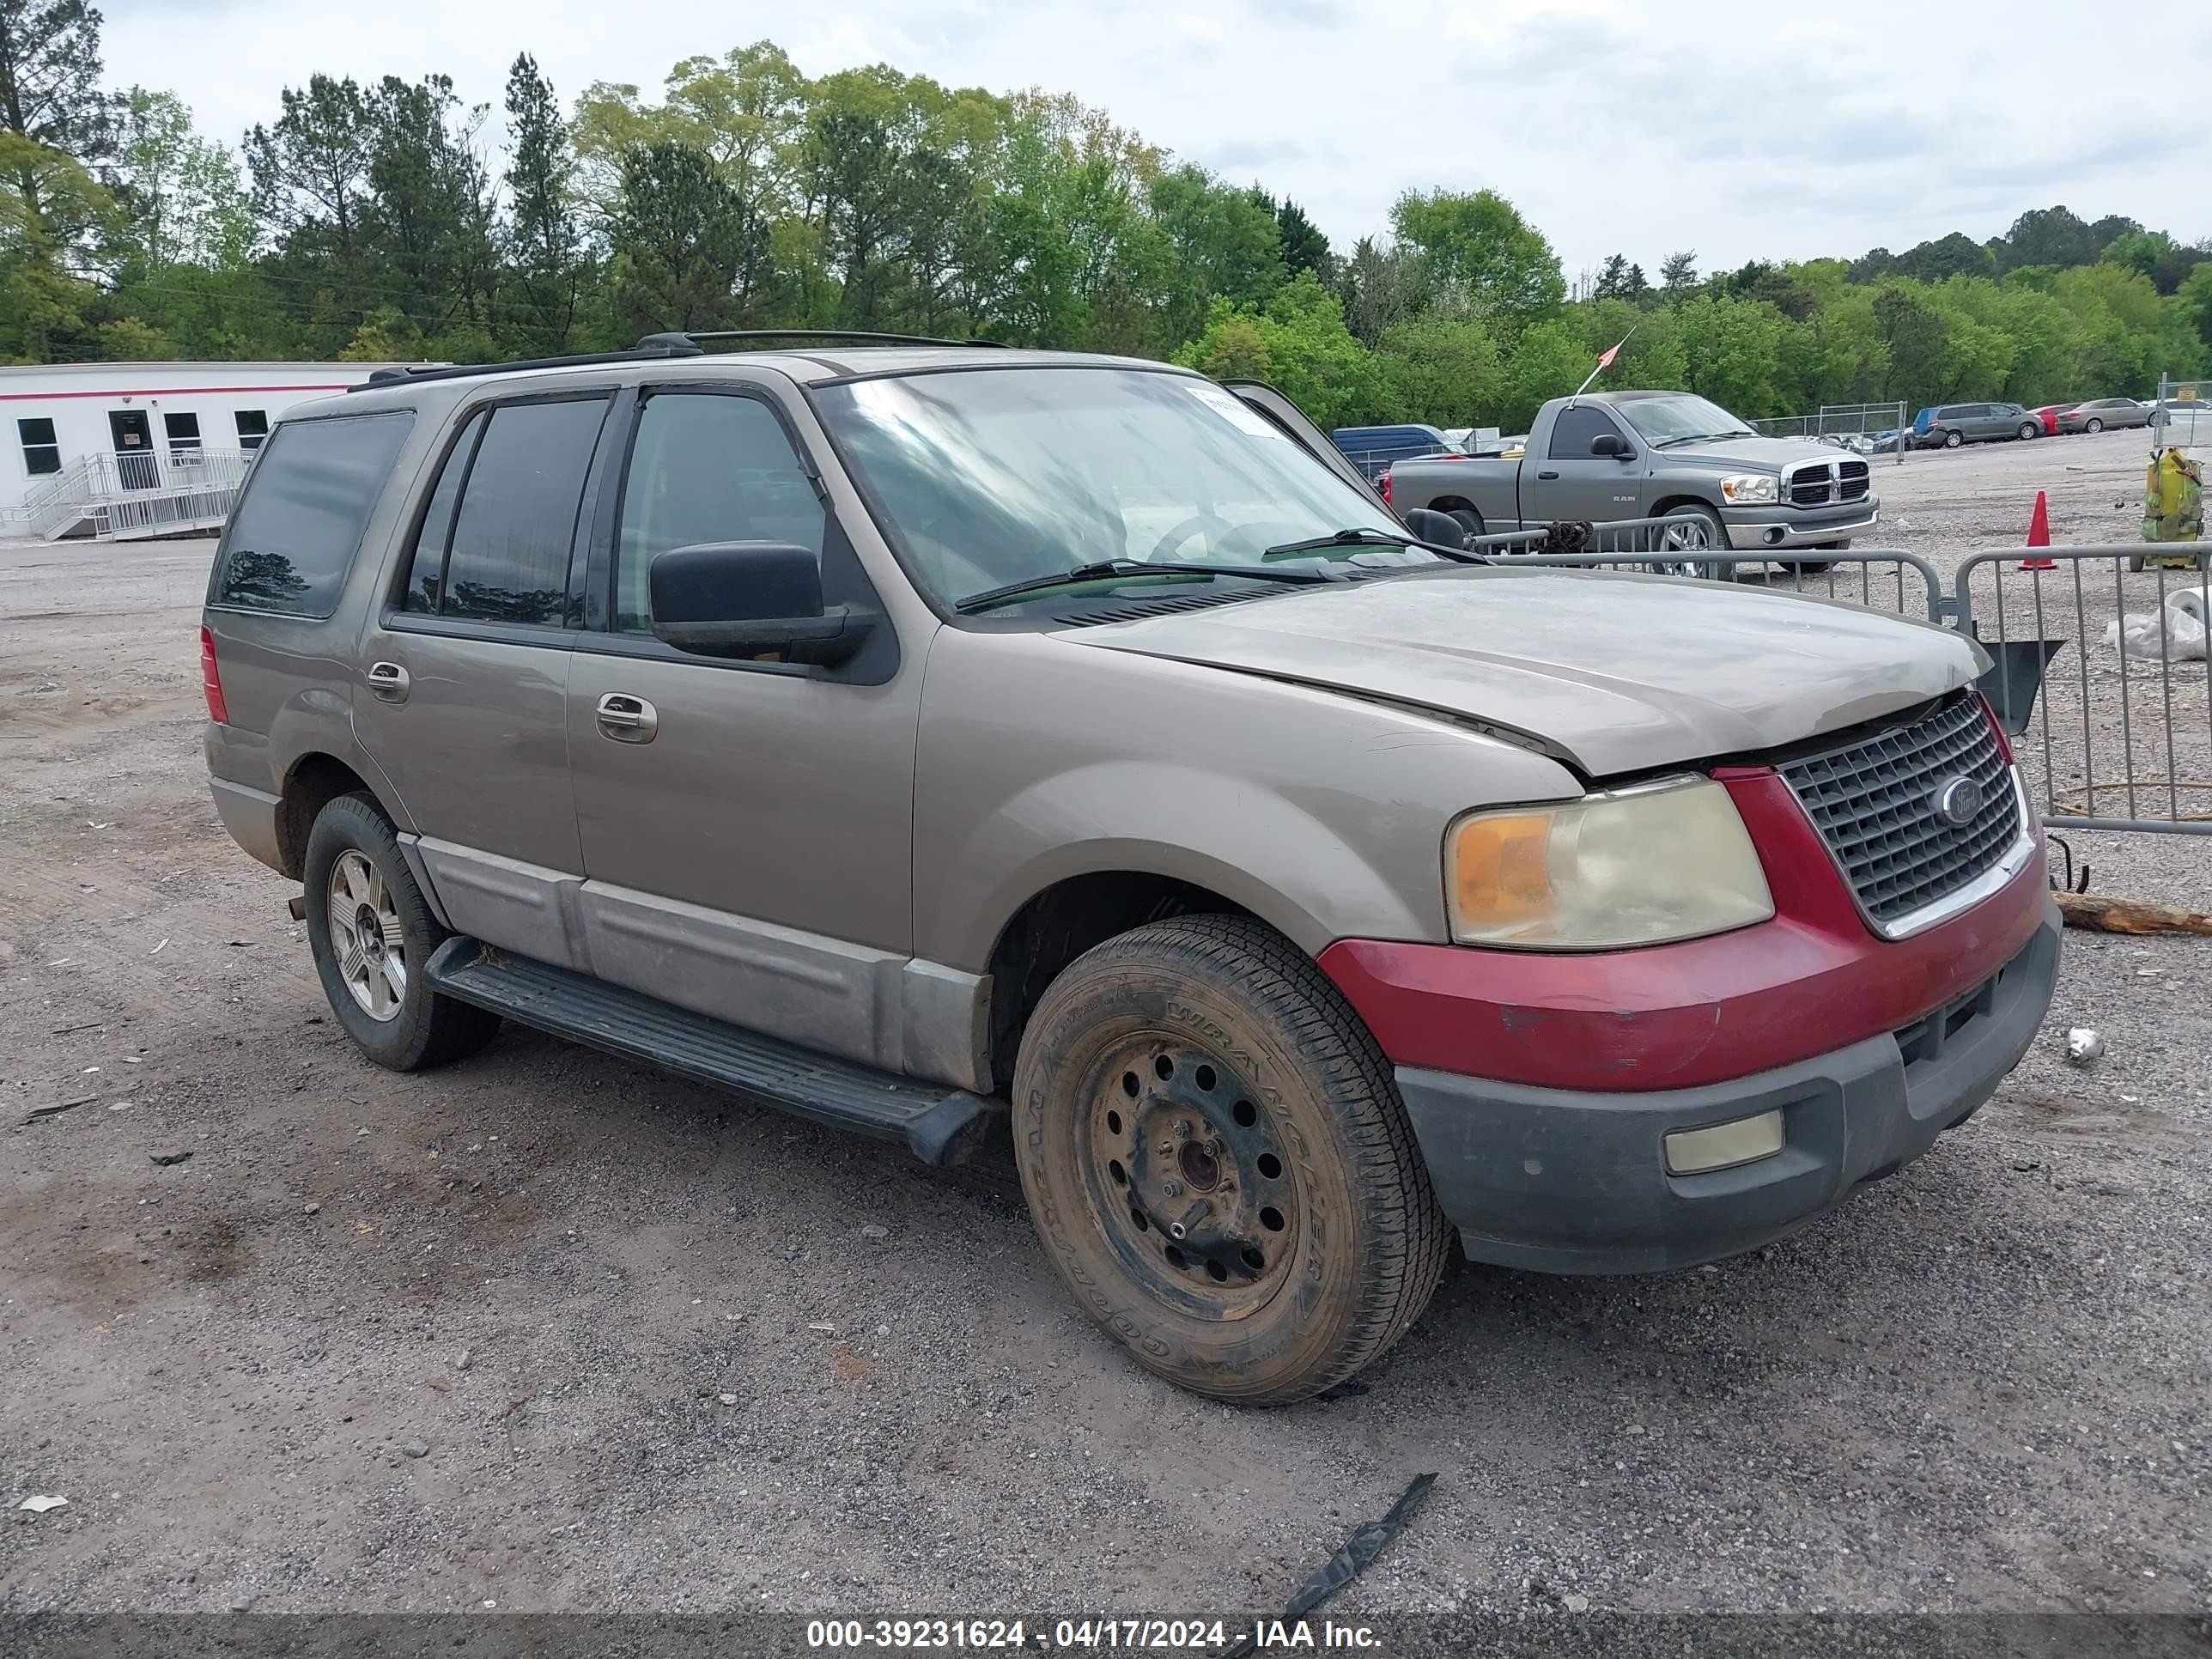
xmin=200 ymin=336 xmax=2058 ymax=1403
xmin=2149 ymin=399 xmax=2211 ymax=443
xmin=2056 ymin=398 xmax=2152 ymax=434
xmin=1331 ymin=422 xmax=1458 ymax=482
xmin=2031 ymin=403 xmax=2078 ymax=436
xmin=1918 ymin=402 xmax=2044 ymax=447
xmin=1383 ymin=390 xmax=1880 ymax=563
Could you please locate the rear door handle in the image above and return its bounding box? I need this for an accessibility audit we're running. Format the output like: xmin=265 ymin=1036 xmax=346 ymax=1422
xmin=1536 ymin=470 xmax=1559 ymax=480
xmin=595 ymin=692 xmax=658 ymax=743
xmin=366 ymin=661 xmax=410 ymax=703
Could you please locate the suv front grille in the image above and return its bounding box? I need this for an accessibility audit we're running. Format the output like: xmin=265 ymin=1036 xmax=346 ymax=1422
xmin=1777 ymin=692 xmax=2022 ymax=930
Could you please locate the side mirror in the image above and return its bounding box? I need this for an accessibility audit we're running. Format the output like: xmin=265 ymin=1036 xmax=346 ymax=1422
xmin=1590 ymin=433 xmax=1633 ymax=460
xmin=648 ymin=541 xmax=871 ymax=666
xmin=1401 ymin=507 xmax=1468 ymax=549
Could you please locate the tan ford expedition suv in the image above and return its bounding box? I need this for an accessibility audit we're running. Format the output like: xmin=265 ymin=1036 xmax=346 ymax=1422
xmin=201 ymin=334 xmax=2059 ymax=1404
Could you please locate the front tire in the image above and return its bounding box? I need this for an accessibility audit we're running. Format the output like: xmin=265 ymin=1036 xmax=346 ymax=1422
xmin=2017 ymin=422 xmax=2039 ymax=441
xmin=1649 ymin=504 xmax=1734 ymax=581
xmin=302 ymin=793 xmax=500 ymax=1071
xmin=1012 ymin=915 xmax=1450 ymax=1404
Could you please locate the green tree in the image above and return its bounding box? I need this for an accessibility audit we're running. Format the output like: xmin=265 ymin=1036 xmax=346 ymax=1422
xmin=362 ymin=74 xmax=497 ymax=342
xmin=0 ymin=0 xmax=116 ymax=231
xmin=2100 ymin=228 xmax=2205 ymax=296
xmin=1176 ymin=271 xmax=1382 ymax=430
xmin=1671 ymin=293 xmax=1794 ymax=416
xmin=1389 ymin=186 xmax=1561 ymax=332
xmin=1334 ymin=235 xmax=1427 ymax=348
xmin=1872 ymin=284 xmax=1947 ymax=404
xmin=1375 ymin=313 xmax=1501 ymax=428
xmin=501 ymin=53 xmax=584 ymax=354
xmin=2179 ymin=262 xmax=2212 ymax=356
xmin=609 ymin=138 xmax=769 ymax=334
xmin=1149 ymin=164 xmax=1283 ymax=346
xmin=246 ymin=74 xmax=376 ymax=340
xmin=2001 ymin=205 xmax=2099 ymax=271
xmin=1658 ymin=249 xmax=1698 ymax=301
xmin=1272 ymin=194 xmax=1331 ymax=281
xmin=113 ymin=88 xmax=252 ymax=271
xmin=1495 ymin=318 xmax=1591 ymax=431
xmin=0 ymin=130 xmax=111 ymax=358
xmin=1893 ymin=232 xmax=1994 ymax=283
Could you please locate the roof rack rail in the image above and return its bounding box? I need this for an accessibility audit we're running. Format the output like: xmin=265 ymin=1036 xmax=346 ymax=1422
xmin=349 ymin=341 xmax=705 ymax=392
xmin=634 ymin=329 xmax=1011 ymax=353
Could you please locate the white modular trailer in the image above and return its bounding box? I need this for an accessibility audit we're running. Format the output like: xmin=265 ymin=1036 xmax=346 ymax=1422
xmin=1 ymin=361 xmax=424 ymax=535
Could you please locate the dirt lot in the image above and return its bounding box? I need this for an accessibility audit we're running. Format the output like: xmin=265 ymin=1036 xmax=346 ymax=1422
xmin=3 ymin=427 xmax=2209 ymax=1635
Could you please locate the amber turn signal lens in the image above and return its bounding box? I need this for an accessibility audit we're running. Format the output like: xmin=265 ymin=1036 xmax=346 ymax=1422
xmin=1449 ymin=812 xmax=1553 ymax=925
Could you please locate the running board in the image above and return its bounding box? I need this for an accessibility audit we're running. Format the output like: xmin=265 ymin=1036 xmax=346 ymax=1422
xmin=422 ymin=939 xmax=1000 ymax=1165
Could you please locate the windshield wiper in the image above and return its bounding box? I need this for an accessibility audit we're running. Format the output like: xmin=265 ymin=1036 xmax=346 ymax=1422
xmin=1263 ymin=526 xmax=1484 ymax=565
xmin=1653 ymin=430 xmax=1754 ymax=448
xmin=954 ymin=558 xmax=1338 ymax=616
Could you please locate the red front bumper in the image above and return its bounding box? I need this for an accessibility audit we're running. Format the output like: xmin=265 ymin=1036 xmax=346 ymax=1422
xmin=1318 ymin=769 xmax=2051 ymax=1094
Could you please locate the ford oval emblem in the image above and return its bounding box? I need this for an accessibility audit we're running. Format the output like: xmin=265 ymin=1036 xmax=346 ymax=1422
xmin=1934 ymin=775 xmax=1983 ymax=828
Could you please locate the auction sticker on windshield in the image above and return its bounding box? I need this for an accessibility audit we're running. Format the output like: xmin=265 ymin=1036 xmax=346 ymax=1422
xmin=1184 ymin=381 xmax=1288 ymax=441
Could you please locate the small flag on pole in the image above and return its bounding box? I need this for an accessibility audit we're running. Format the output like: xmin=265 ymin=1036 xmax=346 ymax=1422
xmin=1570 ymin=333 xmax=1633 ymax=403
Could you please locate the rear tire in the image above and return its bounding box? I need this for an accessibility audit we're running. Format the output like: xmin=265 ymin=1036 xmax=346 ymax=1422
xmin=1446 ymin=507 xmax=1483 ymax=543
xmin=2085 ymin=417 xmax=2104 ymax=434
xmin=1942 ymin=428 xmax=1964 ymax=448
xmin=1011 ymin=915 xmax=1450 ymax=1405
xmin=302 ymin=793 xmax=500 ymax=1072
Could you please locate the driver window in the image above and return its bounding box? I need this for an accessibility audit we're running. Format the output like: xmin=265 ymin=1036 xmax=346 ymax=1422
xmin=613 ymin=393 xmax=824 ymax=635
xmin=1548 ymin=404 xmax=1624 ymax=459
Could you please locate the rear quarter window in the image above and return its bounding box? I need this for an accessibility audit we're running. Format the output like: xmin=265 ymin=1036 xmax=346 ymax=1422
xmin=210 ymin=412 xmax=413 ymax=617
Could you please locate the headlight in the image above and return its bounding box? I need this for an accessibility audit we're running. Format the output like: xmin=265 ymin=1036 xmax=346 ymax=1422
xmin=1717 ymin=473 xmax=1778 ymax=505
xmin=1444 ymin=777 xmax=1774 ymax=949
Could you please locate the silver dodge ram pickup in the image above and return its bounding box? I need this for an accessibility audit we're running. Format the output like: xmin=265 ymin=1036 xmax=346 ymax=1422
xmin=1387 ymin=389 xmax=1881 ymax=559
xmin=200 ymin=337 xmax=2053 ymax=1404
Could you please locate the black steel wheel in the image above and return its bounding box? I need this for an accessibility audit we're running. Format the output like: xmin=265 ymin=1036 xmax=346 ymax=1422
xmin=1012 ymin=915 xmax=1450 ymax=1404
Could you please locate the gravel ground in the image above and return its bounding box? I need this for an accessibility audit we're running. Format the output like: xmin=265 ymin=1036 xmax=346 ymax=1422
xmin=3 ymin=442 xmax=2208 ymax=1639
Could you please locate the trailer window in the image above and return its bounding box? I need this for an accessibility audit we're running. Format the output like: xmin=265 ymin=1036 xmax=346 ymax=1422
xmin=18 ymin=417 xmax=61 ymax=477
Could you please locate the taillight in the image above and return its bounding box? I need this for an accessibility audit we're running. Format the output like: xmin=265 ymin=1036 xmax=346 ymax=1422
xmin=199 ymin=625 xmax=229 ymax=725
xmin=1975 ymin=688 xmax=2014 ymax=765
xmin=1378 ymin=470 xmax=1392 ymax=504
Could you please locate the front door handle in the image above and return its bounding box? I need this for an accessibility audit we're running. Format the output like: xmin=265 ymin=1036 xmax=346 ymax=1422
xmin=366 ymin=661 xmax=410 ymax=703
xmin=595 ymin=692 xmax=658 ymax=743
xmin=1536 ymin=470 xmax=1560 ymax=480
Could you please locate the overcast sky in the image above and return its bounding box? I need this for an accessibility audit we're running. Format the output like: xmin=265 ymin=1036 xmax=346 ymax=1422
xmin=106 ymin=0 xmax=2210 ymax=278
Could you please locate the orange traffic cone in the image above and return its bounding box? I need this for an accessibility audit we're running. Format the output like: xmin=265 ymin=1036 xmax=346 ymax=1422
xmin=2019 ymin=490 xmax=2056 ymax=569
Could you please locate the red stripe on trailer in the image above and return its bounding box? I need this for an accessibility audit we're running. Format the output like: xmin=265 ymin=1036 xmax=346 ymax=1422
xmin=0 ymin=384 xmax=355 ymax=401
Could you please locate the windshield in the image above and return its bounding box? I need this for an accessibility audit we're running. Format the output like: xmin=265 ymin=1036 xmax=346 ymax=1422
xmin=1612 ymin=394 xmax=1755 ymax=446
xmin=812 ymin=368 xmax=1401 ymax=609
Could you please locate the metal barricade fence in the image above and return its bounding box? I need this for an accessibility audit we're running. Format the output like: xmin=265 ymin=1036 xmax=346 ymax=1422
xmin=1429 ymin=522 xmax=2203 ymax=835
xmin=1954 ymin=546 xmax=2210 ymax=836
xmin=1466 ymin=520 xmax=1945 ymax=626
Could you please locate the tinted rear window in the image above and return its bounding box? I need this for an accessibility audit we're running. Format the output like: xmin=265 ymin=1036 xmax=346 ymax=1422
xmin=437 ymin=398 xmax=607 ymax=627
xmin=211 ymin=413 xmax=413 ymax=616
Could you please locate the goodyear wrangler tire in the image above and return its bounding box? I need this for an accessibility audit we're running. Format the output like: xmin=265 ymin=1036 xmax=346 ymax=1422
xmin=1012 ymin=915 xmax=1451 ymax=1404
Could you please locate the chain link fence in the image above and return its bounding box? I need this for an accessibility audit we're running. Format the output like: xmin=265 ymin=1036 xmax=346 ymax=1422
xmin=1745 ymin=402 xmax=1911 ymax=464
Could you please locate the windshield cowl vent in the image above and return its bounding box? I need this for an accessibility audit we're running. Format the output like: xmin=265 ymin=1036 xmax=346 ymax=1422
xmin=1053 ymin=588 xmax=1269 ymax=627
